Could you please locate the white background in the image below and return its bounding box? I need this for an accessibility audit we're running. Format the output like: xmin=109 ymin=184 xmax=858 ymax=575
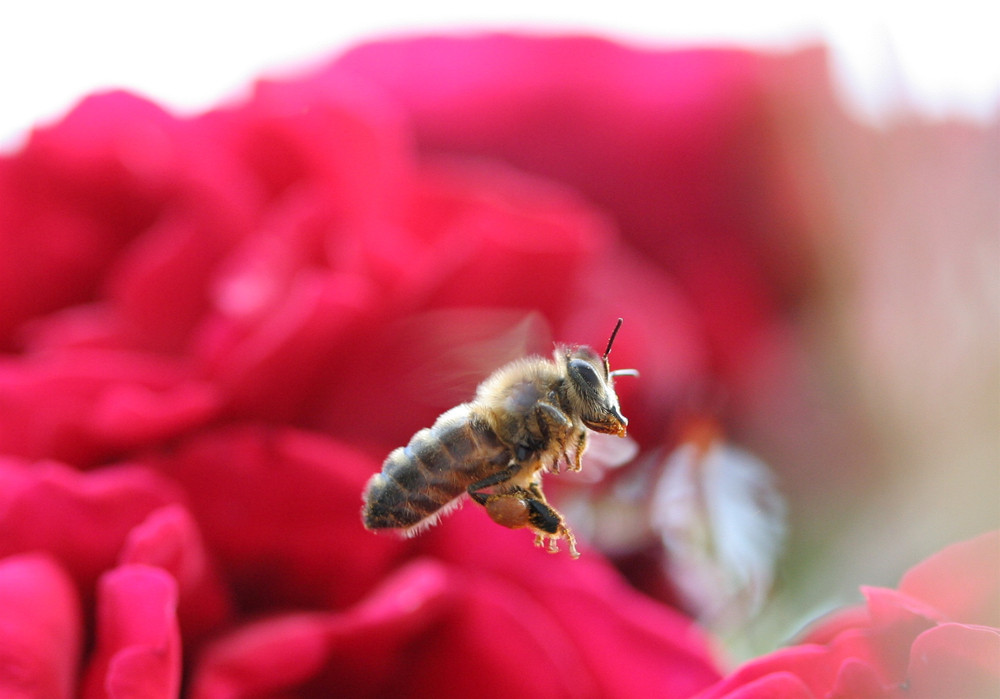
xmin=1 ymin=1 xmax=998 ymax=147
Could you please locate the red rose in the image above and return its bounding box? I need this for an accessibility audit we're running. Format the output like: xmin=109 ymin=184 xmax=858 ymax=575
xmin=0 ymin=553 xmax=80 ymax=698
xmin=0 ymin=34 xmax=771 ymax=696
xmin=692 ymin=531 xmax=1000 ymax=698
xmin=82 ymin=565 xmax=181 ymax=699
xmin=2 ymin=32 xmax=990 ymax=698
xmin=332 ymin=35 xmax=821 ymax=399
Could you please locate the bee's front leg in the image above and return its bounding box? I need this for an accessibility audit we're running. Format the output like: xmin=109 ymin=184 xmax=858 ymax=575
xmin=569 ymin=430 xmax=588 ymax=472
xmin=533 ymin=402 xmax=574 ymax=473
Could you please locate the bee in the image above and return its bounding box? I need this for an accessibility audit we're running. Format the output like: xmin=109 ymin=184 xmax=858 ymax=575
xmin=361 ymin=318 xmax=636 ymax=558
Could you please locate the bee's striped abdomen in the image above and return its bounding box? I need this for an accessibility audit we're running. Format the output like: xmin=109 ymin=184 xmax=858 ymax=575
xmin=362 ymin=405 xmax=509 ymax=531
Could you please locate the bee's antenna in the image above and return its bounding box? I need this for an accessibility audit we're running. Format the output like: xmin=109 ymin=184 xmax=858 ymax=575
xmin=603 ymin=318 xmax=624 ymax=360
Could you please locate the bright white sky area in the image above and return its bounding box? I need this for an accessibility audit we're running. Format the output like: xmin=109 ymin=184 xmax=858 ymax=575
xmin=1 ymin=1 xmax=997 ymax=147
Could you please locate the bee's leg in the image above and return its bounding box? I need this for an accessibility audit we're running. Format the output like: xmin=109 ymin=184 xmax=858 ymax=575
xmin=469 ymin=459 xmax=581 ymax=558
xmin=477 ymin=485 xmax=580 ymax=558
xmin=569 ymin=430 xmax=588 ymax=472
xmin=525 ymin=481 xmax=546 ymax=501
xmin=515 ymin=479 xmax=580 ymax=558
xmin=523 ymin=497 xmax=579 ymax=559
xmin=467 ymin=461 xmax=522 ymax=506
xmin=534 ymin=402 xmax=573 ymax=473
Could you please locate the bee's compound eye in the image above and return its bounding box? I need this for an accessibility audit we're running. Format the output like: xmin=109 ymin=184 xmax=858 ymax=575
xmin=569 ymin=359 xmax=602 ymax=392
xmin=485 ymin=496 xmax=531 ymax=530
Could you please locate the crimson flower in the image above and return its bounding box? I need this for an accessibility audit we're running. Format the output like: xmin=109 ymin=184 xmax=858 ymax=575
xmin=0 ymin=32 xmax=993 ymax=698
xmin=0 ymin=34 xmax=763 ymax=697
xmin=694 ymin=531 xmax=1000 ymax=698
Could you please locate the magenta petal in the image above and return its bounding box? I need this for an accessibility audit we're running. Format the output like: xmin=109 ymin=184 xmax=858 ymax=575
xmin=190 ymin=562 xmax=449 ymax=697
xmin=906 ymin=623 xmax=1000 ymax=699
xmin=148 ymin=426 xmax=400 ymax=610
xmin=898 ymin=530 xmax=1000 ymax=627
xmin=695 ymin=534 xmax=1000 ymax=698
xmin=192 ymin=556 xmax=720 ymax=698
xmin=0 ymin=553 xmax=81 ymax=699
xmin=828 ymin=658 xmax=897 ymax=699
xmin=715 ymin=672 xmax=814 ymax=699
xmin=331 ymin=36 xmax=817 ymax=381
xmin=519 ymin=558 xmax=721 ymax=696
xmin=119 ymin=505 xmax=233 ymax=639
xmin=0 ymin=458 xmax=183 ymax=589
xmin=0 ymin=350 xmax=220 ymax=464
xmin=799 ymin=604 xmax=871 ymax=645
xmin=83 ymin=565 xmax=181 ymax=699
xmin=0 ymin=91 xmax=180 ymax=343
xmin=190 ymin=614 xmax=342 ymax=698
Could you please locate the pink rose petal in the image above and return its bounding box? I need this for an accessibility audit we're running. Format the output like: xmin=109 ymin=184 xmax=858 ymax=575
xmin=190 ymin=561 xmax=449 ymax=697
xmin=906 ymin=623 xmax=1000 ymax=699
xmin=0 ymin=553 xmax=81 ymax=699
xmin=0 ymin=351 xmax=219 ymax=464
xmin=715 ymin=672 xmax=814 ymax=699
xmin=190 ymin=614 xmax=336 ymax=698
xmin=119 ymin=505 xmax=233 ymax=640
xmin=82 ymin=565 xmax=181 ymax=699
xmin=147 ymin=425 xmax=402 ymax=610
xmin=0 ymin=92 xmax=179 ymax=343
xmin=899 ymin=530 xmax=1000 ymax=627
xmin=192 ymin=558 xmax=720 ymax=698
xmin=0 ymin=458 xmax=184 ymax=590
xmin=694 ymin=533 xmax=1000 ymax=698
xmin=332 ymin=36 xmax=822 ymax=382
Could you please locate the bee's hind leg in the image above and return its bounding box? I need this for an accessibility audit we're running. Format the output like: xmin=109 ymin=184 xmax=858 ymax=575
xmin=467 ymin=461 xmax=522 ymax=506
xmin=525 ymin=498 xmax=579 ymax=559
xmin=493 ymin=490 xmax=578 ymax=559
xmin=477 ymin=488 xmax=580 ymax=558
xmin=470 ymin=463 xmax=580 ymax=559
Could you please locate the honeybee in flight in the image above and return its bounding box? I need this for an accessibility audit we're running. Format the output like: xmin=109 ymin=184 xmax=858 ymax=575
xmin=362 ymin=319 xmax=636 ymax=558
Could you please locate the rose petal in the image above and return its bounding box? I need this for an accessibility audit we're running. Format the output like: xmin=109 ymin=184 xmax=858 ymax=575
xmin=333 ymin=36 xmax=820 ymax=381
xmin=191 ymin=562 xmax=449 ymax=697
xmin=0 ymin=553 xmax=81 ymax=699
xmin=82 ymin=565 xmax=181 ymax=699
xmin=696 ymin=534 xmax=1000 ymax=698
xmin=201 ymin=265 xmax=371 ymax=421
xmin=828 ymin=658 xmax=896 ymax=699
xmin=378 ymin=162 xmax=645 ymax=399
xmin=146 ymin=425 xmax=402 ymax=610
xmin=859 ymin=587 xmax=940 ymax=679
xmin=412 ymin=506 xmax=721 ymax=696
xmin=692 ymin=628 xmax=901 ymax=699
xmin=898 ymin=530 xmax=1000 ymax=627
xmin=119 ymin=505 xmax=233 ymax=640
xmin=906 ymin=623 xmax=1000 ymax=699
xmin=799 ymin=604 xmax=871 ymax=645
xmin=713 ymin=672 xmax=814 ymax=699
xmin=403 ymin=158 xmax=611 ymax=312
xmin=0 ymin=92 xmax=182 ymax=344
xmin=190 ymin=614 xmax=336 ymax=698
xmin=0 ymin=457 xmax=183 ymax=589
xmin=0 ymin=350 xmax=219 ymax=464
xmin=198 ymin=68 xmax=411 ymax=214
xmin=192 ymin=558 xmax=721 ymax=698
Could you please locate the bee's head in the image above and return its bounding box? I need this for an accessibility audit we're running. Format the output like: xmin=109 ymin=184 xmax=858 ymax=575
xmin=559 ymin=319 xmax=637 ymax=437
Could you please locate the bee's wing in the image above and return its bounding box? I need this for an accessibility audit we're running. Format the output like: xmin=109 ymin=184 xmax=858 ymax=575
xmin=397 ymin=309 xmax=551 ymax=406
